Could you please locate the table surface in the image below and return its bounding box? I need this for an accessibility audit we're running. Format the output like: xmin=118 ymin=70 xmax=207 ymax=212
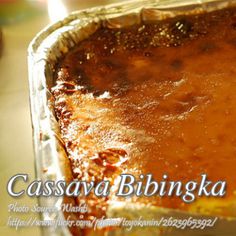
xmin=0 ymin=1 xmax=120 ymax=235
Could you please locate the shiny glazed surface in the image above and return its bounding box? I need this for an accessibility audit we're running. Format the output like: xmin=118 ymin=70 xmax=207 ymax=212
xmin=52 ymin=7 xmax=236 ymax=221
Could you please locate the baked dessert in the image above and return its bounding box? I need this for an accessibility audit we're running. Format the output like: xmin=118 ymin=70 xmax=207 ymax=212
xmin=52 ymin=6 xmax=236 ymax=235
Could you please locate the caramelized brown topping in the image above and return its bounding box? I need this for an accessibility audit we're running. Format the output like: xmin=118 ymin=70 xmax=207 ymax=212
xmin=52 ymin=7 xmax=236 ymax=224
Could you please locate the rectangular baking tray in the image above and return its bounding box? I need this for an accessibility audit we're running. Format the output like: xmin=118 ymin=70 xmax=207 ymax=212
xmin=28 ymin=0 xmax=236 ymax=235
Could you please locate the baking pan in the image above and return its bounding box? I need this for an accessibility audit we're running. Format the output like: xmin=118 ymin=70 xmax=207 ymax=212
xmin=28 ymin=0 xmax=236 ymax=235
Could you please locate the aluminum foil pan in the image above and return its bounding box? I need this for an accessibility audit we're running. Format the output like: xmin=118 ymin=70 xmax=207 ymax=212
xmin=28 ymin=0 xmax=236 ymax=235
